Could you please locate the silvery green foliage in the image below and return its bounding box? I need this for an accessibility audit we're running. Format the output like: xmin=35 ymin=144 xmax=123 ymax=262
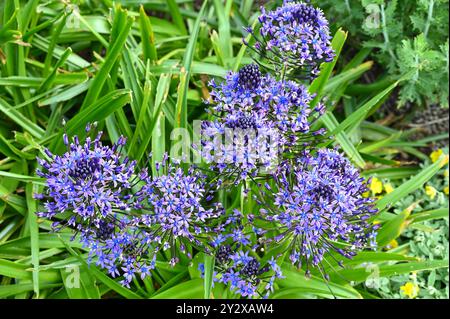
xmin=365 ymin=164 xmax=449 ymax=299
xmin=372 ymin=219 xmax=448 ymax=299
xmin=315 ymin=0 xmax=449 ymax=108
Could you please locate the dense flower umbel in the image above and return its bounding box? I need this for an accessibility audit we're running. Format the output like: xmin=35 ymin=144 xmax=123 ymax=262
xmin=207 ymin=66 xmax=325 ymax=135
xmin=201 ymin=65 xmax=326 ymax=183
xmin=200 ymin=247 xmax=283 ymax=298
xmin=202 ymin=249 xmax=283 ymax=298
xmin=246 ymin=1 xmax=335 ymax=79
xmin=135 ymin=155 xmax=225 ymax=265
xmin=198 ymin=209 xmax=282 ymax=298
xmin=237 ymin=63 xmax=262 ymax=90
xmin=35 ymin=125 xmax=136 ymax=236
xmin=259 ymin=148 xmax=378 ymax=277
xmin=35 ymin=125 xmax=149 ymax=286
xmin=218 ymin=251 xmax=283 ymax=298
xmin=81 ymin=216 xmax=156 ymax=287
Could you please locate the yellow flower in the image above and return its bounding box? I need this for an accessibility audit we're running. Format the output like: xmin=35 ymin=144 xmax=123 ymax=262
xmin=440 ymin=155 xmax=449 ymax=168
xmin=384 ymin=183 xmax=394 ymax=194
xmin=444 ymin=186 xmax=449 ymax=196
xmin=387 ymin=239 xmax=398 ymax=249
xmin=370 ymin=177 xmax=383 ymax=195
xmin=425 ymin=185 xmax=437 ymax=200
xmin=430 ymin=149 xmax=449 ymax=168
xmin=400 ymin=282 xmax=419 ymax=299
xmin=430 ymin=149 xmax=443 ymax=163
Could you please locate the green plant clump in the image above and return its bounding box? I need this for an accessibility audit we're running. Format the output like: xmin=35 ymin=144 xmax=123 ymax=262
xmin=316 ymin=0 xmax=449 ymax=108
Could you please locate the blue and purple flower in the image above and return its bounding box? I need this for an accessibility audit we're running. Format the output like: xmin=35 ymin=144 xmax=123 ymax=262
xmin=134 ymin=155 xmax=225 ymax=265
xmin=35 ymin=124 xmax=136 ymax=237
xmin=200 ymin=64 xmax=326 ymax=184
xmin=246 ymin=1 xmax=335 ymax=79
xmin=200 ymin=248 xmax=283 ymax=299
xmin=259 ymin=148 xmax=379 ymax=277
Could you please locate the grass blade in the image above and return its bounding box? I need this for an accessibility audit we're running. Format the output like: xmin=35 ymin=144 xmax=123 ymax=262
xmin=376 ymin=157 xmax=446 ymax=211
xmin=0 ymin=98 xmax=45 ymax=139
xmin=26 ymin=183 xmax=40 ymax=297
xmin=139 ymin=5 xmax=158 ymax=63
xmin=80 ymin=12 xmax=133 ymax=110
xmin=51 ymin=89 xmax=132 ymax=153
xmin=203 ymin=254 xmax=215 ymax=299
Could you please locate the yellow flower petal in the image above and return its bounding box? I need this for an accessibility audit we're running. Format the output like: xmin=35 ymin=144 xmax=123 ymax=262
xmin=439 ymin=155 xmax=449 ymax=168
xmin=425 ymin=185 xmax=437 ymax=200
xmin=384 ymin=183 xmax=394 ymax=194
xmin=400 ymin=282 xmax=419 ymax=299
xmin=370 ymin=177 xmax=383 ymax=195
xmin=430 ymin=149 xmax=443 ymax=163
xmin=444 ymin=186 xmax=449 ymax=196
xmin=387 ymin=239 xmax=398 ymax=249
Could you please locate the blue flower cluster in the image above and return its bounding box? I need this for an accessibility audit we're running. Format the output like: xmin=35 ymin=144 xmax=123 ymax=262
xmin=207 ymin=64 xmax=325 ymax=138
xmin=200 ymin=209 xmax=283 ymax=298
xmin=35 ymin=1 xmax=379 ymax=299
xmin=210 ymin=209 xmax=252 ymax=248
xmin=201 ymin=63 xmax=326 ymax=183
xmin=259 ymin=149 xmax=378 ymax=275
xmin=35 ymin=125 xmax=136 ymax=236
xmin=246 ymin=1 xmax=335 ymax=78
xmin=36 ymin=128 xmax=225 ymax=286
xmin=81 ymin=217 xmax=155 ymax=287
xmin=134 ymin=156 xmax=225 ymax=265
xmin=200 ymin=248 xmax=283 ymax=298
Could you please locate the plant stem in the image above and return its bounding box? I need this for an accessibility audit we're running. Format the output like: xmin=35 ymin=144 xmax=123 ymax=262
xmin=424 ymin=0 xmax=435 ymax=39
xmin=345 ymin=0 xmax=351 ymax=14
xmin=280 ymin=63 xmax=287 ymax=82
xmin=380 ymin=3 xmax=397 ymax=62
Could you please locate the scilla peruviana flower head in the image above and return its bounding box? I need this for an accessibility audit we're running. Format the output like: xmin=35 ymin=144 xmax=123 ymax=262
xmin=35 ymin=123 xmax=137 ymax=238
xmin=134 ymin=154 xmax=225 ymax=266
xmin=200 ymin=64 xmax=327 ymax=184
xmin=199 ymin=248 xmax=283 ymax=299
xmin=258 ymin=148 xmax=379 ymax=278
xmin=245 ymin=1 xmax=335 ymax=79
